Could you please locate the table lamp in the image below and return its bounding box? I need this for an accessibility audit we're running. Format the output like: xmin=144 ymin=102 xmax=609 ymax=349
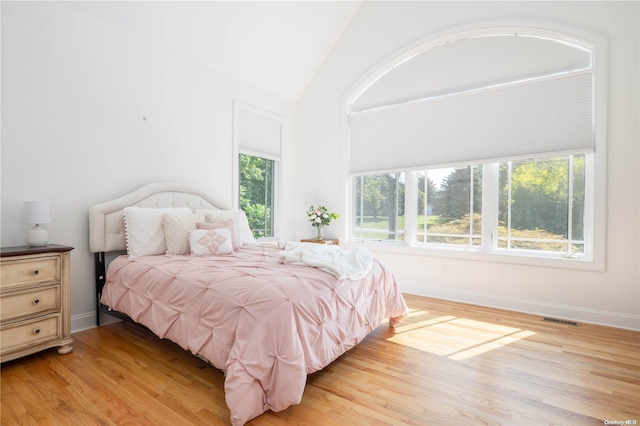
xmin=24 ymin=201 xmax=50 ymax=247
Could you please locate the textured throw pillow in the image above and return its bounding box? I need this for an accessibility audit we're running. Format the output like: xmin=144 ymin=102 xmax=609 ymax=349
xmin=199 ymin=209 xmax=256 ymax=247
xmin=162 ymin=212 xmax=205 ymax=255
xmin=123 ymin=207 xmax=192 ymax=257
xmin=190 ymin=228 xmax=234 ymax=256
xmin=196 ymin=220 xmax=238 ymax=250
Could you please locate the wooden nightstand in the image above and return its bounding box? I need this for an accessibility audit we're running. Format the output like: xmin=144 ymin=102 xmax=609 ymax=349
xmin=300 ymin=238 xmax=340 ymax=245
xmin=0 ymin=244 xmax=74 ymax=362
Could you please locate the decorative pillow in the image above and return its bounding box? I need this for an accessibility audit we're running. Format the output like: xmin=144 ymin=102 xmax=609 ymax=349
xmin=198 ymin=209 xmax=256 ymax=247
xmin=196 ymin=220 xmax=238 ymax=250
xmin=190 ymin=229 xmax=234 ymax=256
xmin=162 ymin=212 xmax=205 ymax=255
xmin=123 ymin=207 xmax=192 ymax=257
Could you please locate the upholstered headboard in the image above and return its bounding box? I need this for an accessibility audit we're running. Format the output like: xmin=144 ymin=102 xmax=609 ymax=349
xmin=88 ymin=182 xmax=233 ymax=253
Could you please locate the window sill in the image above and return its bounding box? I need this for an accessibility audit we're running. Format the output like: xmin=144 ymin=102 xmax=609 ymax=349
xmin=343 ymin=240 xmax=604 ymax=272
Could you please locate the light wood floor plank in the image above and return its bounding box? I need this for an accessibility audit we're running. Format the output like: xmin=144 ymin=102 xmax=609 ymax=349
xmin=2 ymin=294 xmax=638 ymax=425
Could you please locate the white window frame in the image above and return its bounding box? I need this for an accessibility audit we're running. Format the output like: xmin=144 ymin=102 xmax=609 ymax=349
xmin=342 ymin=24 xmax=607 ymax=272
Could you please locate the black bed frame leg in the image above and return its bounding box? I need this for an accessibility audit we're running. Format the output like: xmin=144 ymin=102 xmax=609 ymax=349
xmin=94 ymin=252 xmax=106 ymax=327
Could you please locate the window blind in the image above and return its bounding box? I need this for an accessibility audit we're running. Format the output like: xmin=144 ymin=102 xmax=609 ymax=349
xmin=238 ymin=109 xmax=282 ymax=161
xmin=349 ymin=71 xmax=593 ymax=174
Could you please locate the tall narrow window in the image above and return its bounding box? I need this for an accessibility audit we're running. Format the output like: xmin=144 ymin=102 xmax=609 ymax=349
xmin=239 ymin=154 xmax=274 ymax=238
xmin=234 ymin=101 xmax=282 ymax=239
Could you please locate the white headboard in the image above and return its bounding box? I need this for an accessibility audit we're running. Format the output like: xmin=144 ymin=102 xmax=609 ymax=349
xmin=88 ymin=182 xmax=233 ymax=253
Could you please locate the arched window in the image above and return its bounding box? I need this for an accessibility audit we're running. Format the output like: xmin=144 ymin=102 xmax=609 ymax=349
xmin=346 ymin=27 xmax=606 ymax=270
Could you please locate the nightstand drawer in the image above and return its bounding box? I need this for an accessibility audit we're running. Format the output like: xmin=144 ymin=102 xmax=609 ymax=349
xmin=0 ymin=285 xmax=60 ymax=321
xmin=0 ymin=315 xmax=61 ymax=353
xmin=0 ymin=256 xmax=60 ymax=290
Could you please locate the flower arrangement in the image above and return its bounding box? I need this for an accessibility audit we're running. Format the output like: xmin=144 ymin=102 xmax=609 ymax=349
xmin=307 ymin=205 xmax=338 ymax=240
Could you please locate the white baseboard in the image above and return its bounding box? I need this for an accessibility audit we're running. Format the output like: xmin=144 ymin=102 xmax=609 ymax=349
xmin=71 ymin=290 xmax=639 ymax=333
xmin=71 ymin=311 xmax=120 ymax=333
xmin=71 ymin=312 xmax=97 ymax=333
xmin=408 ymin=287 xmax=640 ymax=331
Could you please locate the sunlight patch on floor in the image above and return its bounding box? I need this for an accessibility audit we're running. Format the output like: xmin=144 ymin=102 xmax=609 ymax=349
xmin=388 ymin=309 xmax=536 ymax=360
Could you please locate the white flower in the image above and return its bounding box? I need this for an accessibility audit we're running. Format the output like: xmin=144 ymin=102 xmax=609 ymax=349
xmin=307 ymin=205 xmax=338 ymax=228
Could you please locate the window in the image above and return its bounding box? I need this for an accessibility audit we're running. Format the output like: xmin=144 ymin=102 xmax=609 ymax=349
xmin=346 ymin=27 xmax=606 ymax=269
xmin=352 ymin=154 xmax=590 ymax=258
xmin=497 ymin=155 xmax=586 ymax=255
xmin=233 ymin=101 xmax=282 ymax=239
xmin=353 ymin=172 xmax=405 ymax=241
xmin=239 ymin=154 xmax=274 ymax=238
xmin=417 ymin=165 xmax=482 ymax=247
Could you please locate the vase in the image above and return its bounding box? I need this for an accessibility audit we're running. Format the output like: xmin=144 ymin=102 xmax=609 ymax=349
xmin=315 ymin=225 xmax=323 ymax=240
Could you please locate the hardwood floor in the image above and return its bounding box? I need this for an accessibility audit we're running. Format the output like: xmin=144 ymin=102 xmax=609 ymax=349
xmin=2 ymin=294 xmax=639 ymax=425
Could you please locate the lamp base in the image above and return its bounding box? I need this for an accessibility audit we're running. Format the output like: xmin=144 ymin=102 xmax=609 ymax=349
xmin=27 ymin=225 xmax=48 ymax=247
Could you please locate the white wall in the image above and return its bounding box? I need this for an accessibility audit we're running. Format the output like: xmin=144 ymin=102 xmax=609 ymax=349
xmin=295 ymin=1 xmax=640 ymax=329
xmin=1 ymin=2 xmax=297 ymax=330
xmin=2 ymin=1 xmax=638 ymax=332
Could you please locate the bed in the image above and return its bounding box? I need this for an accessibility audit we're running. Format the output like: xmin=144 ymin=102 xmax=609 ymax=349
xmin=89 ymin=183 xmax=408 ymax=425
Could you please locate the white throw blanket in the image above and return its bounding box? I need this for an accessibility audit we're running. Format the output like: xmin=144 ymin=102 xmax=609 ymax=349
xmin=278 ymin=241 xmax=373 ymax=280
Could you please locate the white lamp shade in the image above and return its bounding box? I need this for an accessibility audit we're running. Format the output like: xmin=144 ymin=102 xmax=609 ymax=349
xmin=23 ymin=201 xmax=50 ymax=224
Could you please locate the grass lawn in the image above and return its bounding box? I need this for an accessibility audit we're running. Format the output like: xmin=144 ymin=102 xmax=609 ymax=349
xmin=355 ymin=214 xmax=575 ymax=252
xmin=358 ymin=215 xmax=440 ymax=229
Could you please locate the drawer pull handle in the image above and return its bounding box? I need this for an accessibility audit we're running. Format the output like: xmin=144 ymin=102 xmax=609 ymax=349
xmin=33 ymin=269 xmax=40 ymax=276
xmin=33 ymin=328 xmax=41 ymax=335
xmin=33 ymin=298 xmax=40 ymax=305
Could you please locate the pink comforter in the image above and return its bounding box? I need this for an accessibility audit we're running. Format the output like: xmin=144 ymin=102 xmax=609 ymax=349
xmin=101 ymin=244 xmax=408 ymax=425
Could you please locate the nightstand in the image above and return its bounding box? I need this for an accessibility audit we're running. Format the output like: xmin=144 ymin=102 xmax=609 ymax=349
xmin=0 ymin=244 xmax=74 ymax=362
xmin=300 ymin=238 xmax=340 ymax=245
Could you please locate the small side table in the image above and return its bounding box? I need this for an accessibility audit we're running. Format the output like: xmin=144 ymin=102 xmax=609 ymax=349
xmin=300 ymin=238 xmax=340 ymax=245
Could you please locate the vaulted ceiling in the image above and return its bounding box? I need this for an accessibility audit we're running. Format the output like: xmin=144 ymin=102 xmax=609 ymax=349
xmin=63 ymin=1 xmax=362 ymax=101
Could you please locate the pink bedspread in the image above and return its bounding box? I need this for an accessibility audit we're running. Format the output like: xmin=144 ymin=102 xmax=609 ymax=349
xmin=101 ymin=244 xmax=408 ymax=425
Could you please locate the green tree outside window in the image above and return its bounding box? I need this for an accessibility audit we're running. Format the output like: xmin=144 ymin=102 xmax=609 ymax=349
xmin=239 ymin=154 xmax=274 ymax=238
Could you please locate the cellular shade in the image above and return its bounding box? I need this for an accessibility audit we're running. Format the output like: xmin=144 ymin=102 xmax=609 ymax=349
xmin=349 ymin=71 xmax=593 ymax=174
xmin=238 ymin=109 xmax=282 ymax=161
xmin=351 ymin=34 xmax=592 ymax=113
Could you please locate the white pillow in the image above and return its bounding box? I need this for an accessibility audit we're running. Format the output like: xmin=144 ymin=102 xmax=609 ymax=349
xmin=196 ymin=219 xmax=238 ymax=251
xmin=162 ymin=212 xmax=205 ymax=255
xmin=198 ymin=209 xmax=256 ymax=247
xmin=190 ymin=229 xmax=234 ymax=256
xmin=123 ymin=207 xmax=191 ymax=257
